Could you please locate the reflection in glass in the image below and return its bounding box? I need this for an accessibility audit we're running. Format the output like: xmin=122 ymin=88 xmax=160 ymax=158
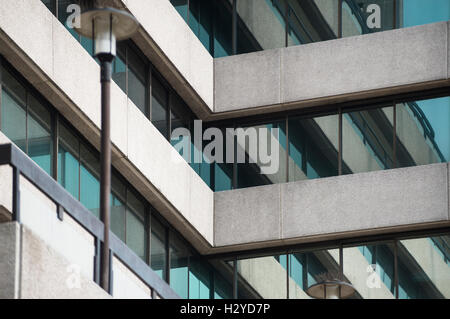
xmin=396 ymin=97 xmax=450 ymax=168
xmin=126 ymin=190 xmax=146 ymax=261
xmin=398 ymin=236 xmax=449 ymax=299
xmin=151 ymin=75 xmax=168 ymax=138
xmin=80 ymin=144 xmax=100 ymax=217
xmin=151 ymin=216 xmax=167 ymax=280
xmin=236 ymin=121 xmax=286 ymax=189
xmin=288 ymin=114 xmax=339 ymax=182
xmin=343 ymin=106 xmax=394 ymax=173
xmin=189 ymin=258 xmax=212 ymax=299
xmin=28 ymin=95 xmax=53 ymax=175
xmin=170 ymin=233 xmax=190 ymax=299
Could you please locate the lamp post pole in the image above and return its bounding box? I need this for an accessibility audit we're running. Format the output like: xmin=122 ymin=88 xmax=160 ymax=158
xmin=99 ymin=54 xmax=114 ymax=290
xmin=74 ymin=4 xmax=138 ymax=293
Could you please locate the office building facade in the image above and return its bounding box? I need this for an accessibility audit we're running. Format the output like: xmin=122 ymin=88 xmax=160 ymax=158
xmin=0 ymin=0 xmax=449 ymax=299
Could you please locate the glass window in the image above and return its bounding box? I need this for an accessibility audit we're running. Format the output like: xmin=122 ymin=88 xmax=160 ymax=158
xmin=236 ymin=121 xmax=286 ymax=189
xmin=396 ymin=97 xmax=450 ymax=168
xmin=189 ymin=258 xmax=212 ymax=299
xmin=287 ymin=0 xmax=338 ymax=46
xmin=151 ymin=75 xmax=169 ymax=138
xmin=1 ymin=67 xmax=27 ymax=152
xmin=126 ymin=190 xmax=146 ymax=261
xmin=80 ymin=144 xmax=100 ymax=217
xmin=214 ymin=270 xmax=233 ymax=299
xmin=398 ymin=236 xmax=449 ymax=299
xmin=169 ymin=232 xmax=190 ymax=299
xmin=127 ymin=47 xmax=148 ymax=116
xmin=237 ymin=255 xmax=287 ymax=299
xmin=58 ymin=123 xmax=80 ymax=199
xmin=151 ymin=216 xmax=167 ymax=280
xmin=344 ymin=243 xmax=395 ymax=299
xmin=110 ymin=175 xmax=126 ymax=242
xmin=112 ymin=44 xmax=127 ymax=96
xmin=343 ymin=106 xmax=394 ymax=174
xmin=237 ymin=0 xmax=285 ymax=52
xmin=27 ymin=95 xmax=53 ymax=175
xmin=287 ymin=249 xmax=341 ymax=299
xmin=288 ymin=114 xmax=339 ymax=182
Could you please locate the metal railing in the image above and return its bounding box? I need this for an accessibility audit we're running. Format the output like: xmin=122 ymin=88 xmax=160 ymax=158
xmin=0 ymin=143 xmax=179 ymax=299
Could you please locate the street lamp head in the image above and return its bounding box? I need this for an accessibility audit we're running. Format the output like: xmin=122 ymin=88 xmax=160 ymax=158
xmin=306 ymin=279 xmax=356 ymax=299
xmin=306 ymin=271 xmax=356 ymax=299
xmin=74 ymin=4 xmax=139 ymax=60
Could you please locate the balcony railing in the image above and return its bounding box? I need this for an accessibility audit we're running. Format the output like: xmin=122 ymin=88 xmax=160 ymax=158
xmin=0 ymin=143 xmax=179 ymax=299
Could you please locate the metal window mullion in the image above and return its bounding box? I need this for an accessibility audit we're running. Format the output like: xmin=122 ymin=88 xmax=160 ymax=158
xmin=232 ymin=258 xmax=238 ymax=299
xmin=145 ymin=206 xmax=151 ymax=265
xmin=394 ymin=240 xmax=399 ymax=298
xmin=284 ymin=0 xmax=289 ymax=47
xmin=25 ymin=93 xmax=29 ymax=155
xmin=12 ymin=166 xmax=20 ymax=222
xmin=53 ymin=112 xmax=59 ymax=180
xmin=165 ymin=227 xmax=170 ymax=284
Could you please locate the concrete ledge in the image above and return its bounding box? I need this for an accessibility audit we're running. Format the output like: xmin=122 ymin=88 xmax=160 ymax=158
xmin=214 ymin=22 xmax=450 ymax=116
xmin=214 ymin=163 xmax=450 ymax=249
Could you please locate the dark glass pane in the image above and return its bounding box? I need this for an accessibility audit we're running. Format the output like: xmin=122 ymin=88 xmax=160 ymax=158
xmin=58 ymin=124 xmax=80 ymax=199
xmin=236 ymin=121 xmax=286 ymax=189
xmin=288 ymin=114 xmax=338 ymax=182
xmin=80 ymin=144 xmax=100 ymax=217
xmin=28 ymin=95 xmax=53 ymax=175
xmin=343 ymin=106 xmax=394 ymax=174
xmin=112 ymin=44 xmax=127 ymax=95
xmin=127 ymin=47 xmax=147 ymax=115
xmin=212 ymin=0 xmax=232 ymax=57
xmin=1 ymin=67 xmax=27 ymax=151
xmin=110 ymin=174 xmax=126 ymax=242
xmin=213 ymin=270 xmax=233 ymax=299
xmin=396 ymin=97 xmax=450 ymax=168
xmin=126 ymin=190 xmax=146 ymax=261
xmin=189 ymin=258 xmax=212 ymax=299
xmin=170 ymin=232 xmax=190 ymax=299
xmin=151 ymin=216 xmax=167 ymax=280
xmin=151 ymin=75 xmax=168 ymax=138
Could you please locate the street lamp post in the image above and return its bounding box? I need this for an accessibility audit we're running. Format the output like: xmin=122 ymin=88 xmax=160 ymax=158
xmin=74 ymin=2 xmax=138 ymax=291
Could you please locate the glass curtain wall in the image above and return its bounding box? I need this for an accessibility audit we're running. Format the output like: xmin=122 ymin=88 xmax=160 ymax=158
xmin=170 ymin=0 xmax=449 ymax=56
xmin=213 ymin=95 xmax=449 ymax=191
xmin=224 ymin=233 xmax=449 ymax=299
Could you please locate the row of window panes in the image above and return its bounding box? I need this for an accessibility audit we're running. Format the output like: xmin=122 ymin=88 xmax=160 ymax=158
xmin=171 ymin=0 xmax=450 ymax=57
xmin=232 ymin=234 xmax=450 ymax=299
xmin=207 ymin=96 xmax=449 ymax=191
xmin=0 ymin=58 xmax=235 ymax=299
